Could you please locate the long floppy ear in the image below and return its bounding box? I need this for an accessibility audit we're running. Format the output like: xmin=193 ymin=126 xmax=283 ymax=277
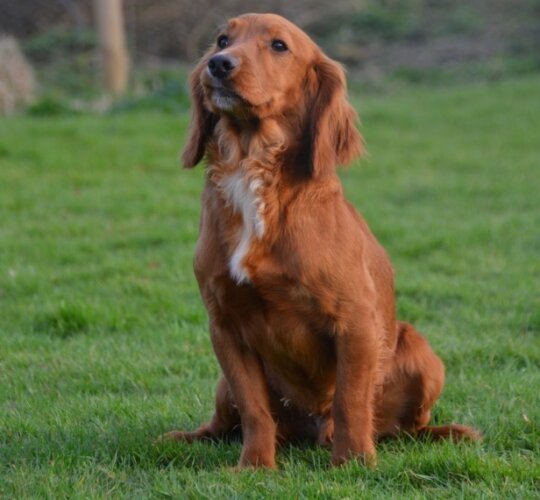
xmin=302 ymin=56 xmax=363 ymax=177
xmin=181 ymin=59 xmax=217 ymax=168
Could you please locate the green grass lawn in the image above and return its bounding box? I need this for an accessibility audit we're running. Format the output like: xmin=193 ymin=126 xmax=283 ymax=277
xmin=1 ymin=75 xmax=539 ymax=498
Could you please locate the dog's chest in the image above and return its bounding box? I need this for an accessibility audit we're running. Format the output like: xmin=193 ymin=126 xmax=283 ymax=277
xmin=217 ymin=169 xmax=265 ymax=283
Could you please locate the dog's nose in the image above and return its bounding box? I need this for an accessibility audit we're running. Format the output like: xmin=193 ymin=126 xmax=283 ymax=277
xmin=208 ymin=54 xmax=238 ymax=79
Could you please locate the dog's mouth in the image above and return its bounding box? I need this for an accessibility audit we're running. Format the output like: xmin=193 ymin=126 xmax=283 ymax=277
xmin=206 ymin=84 xmax=246 ymax=112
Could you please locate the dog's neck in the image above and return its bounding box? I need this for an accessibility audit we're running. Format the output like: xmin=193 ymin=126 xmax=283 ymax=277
xmin=204 ymin=115 xmax=287 ymax=282
xmin=206 ymin=115 xmax=288 ymax=183
xmin=206 ymin=111 xmax=314 ymax=181
xmin=204 ymin=113 xmax=340 ymax=283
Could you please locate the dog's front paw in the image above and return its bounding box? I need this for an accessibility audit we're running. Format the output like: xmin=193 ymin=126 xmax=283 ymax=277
xmin=331 ymin=443 xmax=377 ymax=467
xmin=238 ymin=429 xmax=277 ymax=469
xmin=238 ymin=447 xmax=277 ymax=469
xmin=317 ymin=417 xmax=334 ymax=448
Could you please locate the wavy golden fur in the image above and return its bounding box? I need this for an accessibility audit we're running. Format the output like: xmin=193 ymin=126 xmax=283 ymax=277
xmin=164 ymin=13 xmax=480 ymax=468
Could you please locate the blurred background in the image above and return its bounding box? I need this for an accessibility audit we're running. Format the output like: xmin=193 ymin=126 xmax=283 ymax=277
xmin=1 ymin=0 xmax=539 ymax=116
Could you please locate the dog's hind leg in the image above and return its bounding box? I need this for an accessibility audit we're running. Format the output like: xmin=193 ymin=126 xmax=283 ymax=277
xmin=375 ymin=322 xmax=481 ymax=441
xmin=161 ymin=375 xmax=240 ymax=443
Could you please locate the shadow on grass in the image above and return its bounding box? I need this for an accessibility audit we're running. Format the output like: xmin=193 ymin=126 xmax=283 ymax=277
xmin=1 ymin=413 xmax=488 ymax=477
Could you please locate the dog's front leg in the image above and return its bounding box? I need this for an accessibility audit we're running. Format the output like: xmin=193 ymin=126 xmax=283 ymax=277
xmin=210 ymin=321 xmax=277 ymax=469
xmin=331 ymin=310 xmax=378 ymax=466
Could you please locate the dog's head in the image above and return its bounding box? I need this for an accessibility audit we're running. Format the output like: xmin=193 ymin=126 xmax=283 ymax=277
xmin=182 ymin=13 xmax=362 ymax=177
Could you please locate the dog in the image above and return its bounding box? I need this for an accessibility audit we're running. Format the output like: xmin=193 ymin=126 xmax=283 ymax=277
xmin=164 ymin=13 xmax=480 ymax=468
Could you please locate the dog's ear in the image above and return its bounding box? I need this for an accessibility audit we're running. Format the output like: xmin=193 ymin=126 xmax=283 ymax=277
xmin=181 ymin=59 xmax=217 ymax=168
xmin=301 ymin=56 xmax=363 ymax=177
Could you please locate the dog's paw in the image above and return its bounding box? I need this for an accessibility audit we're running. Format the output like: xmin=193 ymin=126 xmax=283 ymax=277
xmin=331 ymin=445 xmax=377 ymax=468
xmin=154 ymin=430 xmax=198 ymax=445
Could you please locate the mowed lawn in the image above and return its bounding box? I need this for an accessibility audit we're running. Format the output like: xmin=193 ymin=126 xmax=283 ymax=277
xmin=1 ymin=75 xmax=539 ymax=498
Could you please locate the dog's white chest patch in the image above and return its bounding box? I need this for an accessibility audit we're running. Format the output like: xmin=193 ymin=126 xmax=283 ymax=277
xmin=218 ymin=170 xmax=265 ymax=283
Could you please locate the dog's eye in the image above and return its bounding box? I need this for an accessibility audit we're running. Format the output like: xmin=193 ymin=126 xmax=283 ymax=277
xmin=271 ymin=39 xmax=288 ymax=52
xmin=217 ymin=35 xmax=229 ymax=49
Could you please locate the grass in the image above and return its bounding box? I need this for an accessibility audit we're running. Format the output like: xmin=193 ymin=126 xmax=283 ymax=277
xmin=1 ymin=74 xmax=539 ymax=498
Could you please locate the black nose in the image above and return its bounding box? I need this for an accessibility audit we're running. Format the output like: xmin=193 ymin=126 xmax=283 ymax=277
xmin=208 ymin=54 xmax=238 ymax=79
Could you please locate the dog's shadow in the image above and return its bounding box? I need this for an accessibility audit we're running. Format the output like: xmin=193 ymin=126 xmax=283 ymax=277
xmin=152 ymin=429 xmax=244 ymax=470
xmin=152 ymin=427 xmax=335 ymax=471
xmin=6 ymin=415 xmax=478 ymax=473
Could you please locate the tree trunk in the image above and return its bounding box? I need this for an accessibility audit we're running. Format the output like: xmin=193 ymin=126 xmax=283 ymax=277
xmin=94 ymin=0 xmax=129 ymax=96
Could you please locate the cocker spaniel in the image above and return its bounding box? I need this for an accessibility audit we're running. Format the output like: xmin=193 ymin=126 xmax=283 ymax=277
xmin=164 ymin=13 xmax=479 ymax=468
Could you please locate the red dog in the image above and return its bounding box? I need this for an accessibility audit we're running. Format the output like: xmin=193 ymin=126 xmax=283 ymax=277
xmin=164 ymin=13 xmax=479 ymax=468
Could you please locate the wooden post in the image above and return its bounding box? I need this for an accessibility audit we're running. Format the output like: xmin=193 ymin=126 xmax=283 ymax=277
xmin=94 ymin=0 xmax=129 ymax=96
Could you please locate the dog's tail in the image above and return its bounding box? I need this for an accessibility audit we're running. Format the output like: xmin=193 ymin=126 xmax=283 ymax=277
xmin=416 ymin=424 xmax=482 ymax=442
